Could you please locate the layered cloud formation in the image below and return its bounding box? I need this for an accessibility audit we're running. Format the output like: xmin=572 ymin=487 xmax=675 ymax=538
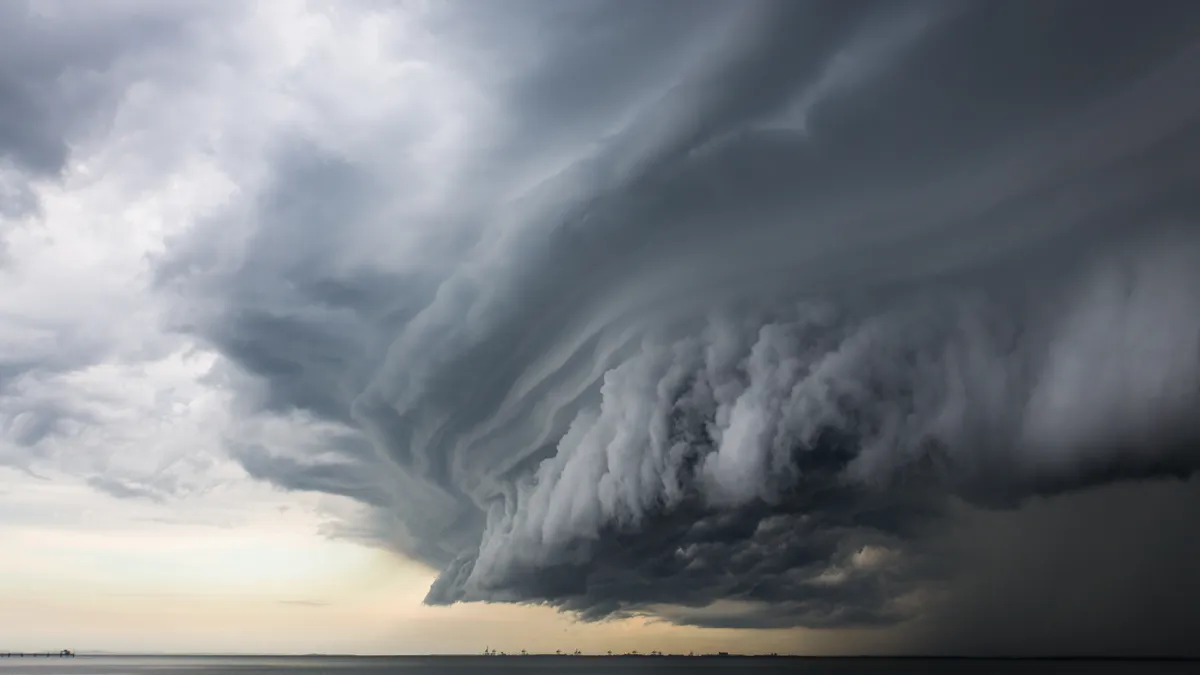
xmin=5 ymin=0 xmax=1200 ymax=646
xmin=163 ymin=0 xmax=1200 ymax=628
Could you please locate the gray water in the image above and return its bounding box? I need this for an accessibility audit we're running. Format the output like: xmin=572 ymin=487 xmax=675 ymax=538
xmin=0 ymin=656 xmax=1196 ymax=675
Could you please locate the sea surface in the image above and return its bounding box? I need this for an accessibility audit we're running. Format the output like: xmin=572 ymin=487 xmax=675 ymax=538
xmin=0 ymin=656 xmax=1196 ymax=675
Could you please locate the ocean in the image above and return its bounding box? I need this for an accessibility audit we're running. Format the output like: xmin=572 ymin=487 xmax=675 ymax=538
xmin=0 ymin=656 xmax=1195 ymax=675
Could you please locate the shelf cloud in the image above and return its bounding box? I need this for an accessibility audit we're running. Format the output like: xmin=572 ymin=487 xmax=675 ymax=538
xmin=6 ymin=0 xmax=1200 ymax=655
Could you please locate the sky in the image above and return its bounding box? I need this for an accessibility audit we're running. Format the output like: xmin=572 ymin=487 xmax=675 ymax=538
xmin=2 ymin=0 xmax=1200 ymax=657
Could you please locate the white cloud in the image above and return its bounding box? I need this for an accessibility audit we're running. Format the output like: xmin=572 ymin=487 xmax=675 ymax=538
xmin=0 ymin=0 xmax=467 ymax=542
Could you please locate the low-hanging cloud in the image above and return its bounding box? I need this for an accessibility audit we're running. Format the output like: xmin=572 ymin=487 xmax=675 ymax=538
xmin=152 ymin=0 xmax=1200 ymax=646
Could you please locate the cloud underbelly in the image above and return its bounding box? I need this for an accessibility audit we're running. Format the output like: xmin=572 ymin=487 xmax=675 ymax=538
xmin=150 ymin=0 xmax=1200 ymax=631
xmin=397 ymin=220 xmax=1200 ymax=625
xmin=356 ymin=91 xmax=1200 ymax=622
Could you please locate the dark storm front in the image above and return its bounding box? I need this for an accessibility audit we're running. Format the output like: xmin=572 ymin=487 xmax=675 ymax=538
xmin=0 ymin=656 xmax=1196 ymax=675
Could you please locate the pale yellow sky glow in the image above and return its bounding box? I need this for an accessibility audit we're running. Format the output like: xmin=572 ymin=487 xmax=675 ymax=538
xmin=0 ymin=469 xmax=844 ymax=655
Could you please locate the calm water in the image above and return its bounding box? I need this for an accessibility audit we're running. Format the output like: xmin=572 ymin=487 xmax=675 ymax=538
xmin=0 ymin=656 xmax=1195 ymax=675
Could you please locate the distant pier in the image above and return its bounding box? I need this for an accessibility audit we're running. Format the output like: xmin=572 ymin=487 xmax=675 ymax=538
xmin=0 ymin=650 xmax=75 ymax=658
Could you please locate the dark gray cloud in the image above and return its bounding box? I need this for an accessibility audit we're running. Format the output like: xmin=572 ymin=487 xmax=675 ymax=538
xmin=153 ymin=0 xmax=1200 ymax=653
xmin=0 ymin=1 xmax=229 ymax=216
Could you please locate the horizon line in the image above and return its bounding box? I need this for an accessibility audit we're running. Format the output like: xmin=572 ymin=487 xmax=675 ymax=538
xmin=32 ymin=652 xmax=1200 ymax=660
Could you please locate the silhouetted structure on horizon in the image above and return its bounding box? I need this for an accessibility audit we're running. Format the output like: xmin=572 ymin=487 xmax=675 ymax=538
xmin=0 ymin=650 xmax=74 ymax=658
xmin=475 ymin=647 xmax=780 ymax=658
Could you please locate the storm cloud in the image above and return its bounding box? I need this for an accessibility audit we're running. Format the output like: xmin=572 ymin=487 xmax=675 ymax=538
xmin=0 ymin=1 xmax=231 ymax=217
xmin=73 ymin=0 xmax=1200 ymax=652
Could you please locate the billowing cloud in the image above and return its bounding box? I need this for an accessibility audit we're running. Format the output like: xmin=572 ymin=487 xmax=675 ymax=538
xmin=6 ymin=0 xmax=1200 ymax=654
xmin=154 ymin=0 xmax=1200 ymax=637
xmin=0 ymin=0 xmax=359 ymax=518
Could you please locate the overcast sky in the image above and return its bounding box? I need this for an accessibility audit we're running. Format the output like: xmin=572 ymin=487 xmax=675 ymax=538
xmin=3 ymin=0 xmax=1200 ymax=657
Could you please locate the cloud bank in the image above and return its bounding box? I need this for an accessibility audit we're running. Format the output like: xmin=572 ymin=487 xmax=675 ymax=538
xmin=161 ymin=0 xmax=1200 ymax=633
xmin=6 ymin=0 xmax=1200 ymax=654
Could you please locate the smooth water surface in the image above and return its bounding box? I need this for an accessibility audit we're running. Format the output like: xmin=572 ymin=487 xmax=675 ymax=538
xmin=0 ymin=656 xmax=1196 ymax=675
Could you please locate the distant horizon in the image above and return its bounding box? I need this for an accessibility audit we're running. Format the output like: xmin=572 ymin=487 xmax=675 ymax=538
xmin=9 ymin=651 xmax=1198 ymax=661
